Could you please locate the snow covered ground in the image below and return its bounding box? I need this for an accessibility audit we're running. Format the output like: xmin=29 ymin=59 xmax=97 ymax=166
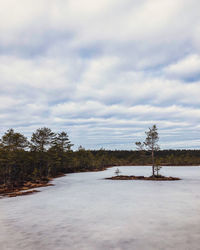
xmin=1 ymin=166 xmax=200 ymax=250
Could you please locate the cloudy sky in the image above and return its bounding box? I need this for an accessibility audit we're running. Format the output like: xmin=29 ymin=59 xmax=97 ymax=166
xmin=0 ymin=0 xmax=200 ymax=149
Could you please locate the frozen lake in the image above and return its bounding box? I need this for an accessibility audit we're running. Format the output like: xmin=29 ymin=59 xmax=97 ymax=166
xmin=1 ymin=166 xmax=200 ymax=250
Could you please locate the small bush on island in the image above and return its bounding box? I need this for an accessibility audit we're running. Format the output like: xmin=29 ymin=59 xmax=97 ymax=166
xmin=115 ymin=168 xmax=120 ymax=176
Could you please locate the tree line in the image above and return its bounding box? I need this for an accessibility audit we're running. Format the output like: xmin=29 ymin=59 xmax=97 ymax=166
xmin=0 ymin=127 xmax=200 ymax=189
xmin=0 ymin=128 xmax=109 ymax=189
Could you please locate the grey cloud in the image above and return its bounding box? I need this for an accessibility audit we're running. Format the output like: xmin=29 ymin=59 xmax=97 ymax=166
xmin=163 ymin=54 xmax=200 ymax=81
xmin=0 ymin=0 xmax=200 ymax=149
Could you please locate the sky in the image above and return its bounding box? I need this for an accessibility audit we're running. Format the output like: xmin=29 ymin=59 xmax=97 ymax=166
xmin=0 ymin=0 xmax=200 ymax=150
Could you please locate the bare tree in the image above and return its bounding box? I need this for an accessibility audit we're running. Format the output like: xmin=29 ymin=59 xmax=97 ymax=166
xmin=136 ymin=125 xmax=160 ymax=176
xmin=115 ymin=168 xmax=120 ymax=176
xmin=155 ymin=165 xmax=162 ymax=176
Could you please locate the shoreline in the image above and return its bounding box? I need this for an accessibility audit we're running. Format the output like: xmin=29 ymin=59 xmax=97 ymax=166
xmin=0 ymin=180 xmax=55 ymax=198
xmin=105 ymin=175 xmax=181 ymax=181
xmin=0 ymin=165 xmax=196 ymax=198
xmin=0 ymin=170 xmax=107 ymax=198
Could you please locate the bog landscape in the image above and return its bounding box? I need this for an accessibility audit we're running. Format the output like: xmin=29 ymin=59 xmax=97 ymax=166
xmin=1 ymin=0 xmax=200 ymax=249
xmin=1 ymin=126 xmax=200 ymax=250
xmin=0 ymin=125 xmax=198 ymax=197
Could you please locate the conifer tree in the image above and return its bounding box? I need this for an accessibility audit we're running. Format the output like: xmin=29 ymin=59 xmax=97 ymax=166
xmin=136 ymin=125 xmax=160 ymax=176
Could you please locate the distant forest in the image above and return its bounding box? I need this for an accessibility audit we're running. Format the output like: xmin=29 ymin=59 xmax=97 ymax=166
xmin=0 ymin=127 xmax=200 ymax=189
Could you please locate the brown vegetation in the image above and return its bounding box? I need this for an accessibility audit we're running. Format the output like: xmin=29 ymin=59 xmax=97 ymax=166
xmin=0 ymin=180 xmax=54 ymax=198
xmin=105 ymin=175 xmax=181 ymax=181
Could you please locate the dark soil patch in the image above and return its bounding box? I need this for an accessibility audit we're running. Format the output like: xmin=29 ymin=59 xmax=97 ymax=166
xmin=105 ymin=175 xmax=181 ymax=181
xmin=0 ymin=181 xmax=54 ymax=198
xmin=7 ymin=190 xmax=40 ymax=198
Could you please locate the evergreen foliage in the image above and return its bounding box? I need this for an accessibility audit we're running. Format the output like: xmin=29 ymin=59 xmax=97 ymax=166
xmin=136 ymin=125 xmax=160 ymax=176
xmin=0 ymin=127 xmax=200 ymax=189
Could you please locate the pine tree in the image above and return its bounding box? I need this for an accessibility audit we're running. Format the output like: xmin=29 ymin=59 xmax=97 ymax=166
xmin=136 ymin=125 xmax=160 ymax=176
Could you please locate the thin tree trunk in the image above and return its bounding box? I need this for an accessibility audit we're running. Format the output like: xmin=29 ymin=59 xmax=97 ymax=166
xmin=152 ymin=149 xmax=155 ymax=176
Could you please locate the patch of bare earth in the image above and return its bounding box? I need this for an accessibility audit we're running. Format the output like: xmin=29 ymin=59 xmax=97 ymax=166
xmin=105 ymin=175 xmax=181 ymax=181
xmin=0 ymin=181 xmax=54 ymax=198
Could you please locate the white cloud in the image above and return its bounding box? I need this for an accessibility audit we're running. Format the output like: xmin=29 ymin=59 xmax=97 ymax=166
xmin=164 ymin=54 xmax=200 ymax=80
xmin=0 ymin=0 xmax=200 ymax=149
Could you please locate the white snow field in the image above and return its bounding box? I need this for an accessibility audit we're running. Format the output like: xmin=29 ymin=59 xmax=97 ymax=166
xmin=1 ymin=166 xmax=200 ymax=250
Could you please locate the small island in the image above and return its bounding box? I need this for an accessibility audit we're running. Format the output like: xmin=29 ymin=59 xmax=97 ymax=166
xmin=106 ymin=125 xmax=181 ymax=182
xmin=105 ymin=175 xmax=181 ymax=181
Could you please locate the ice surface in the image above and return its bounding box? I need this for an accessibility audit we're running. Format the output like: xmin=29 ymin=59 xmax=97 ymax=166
xmin=1 ymin=166 xmax=200 ymax=250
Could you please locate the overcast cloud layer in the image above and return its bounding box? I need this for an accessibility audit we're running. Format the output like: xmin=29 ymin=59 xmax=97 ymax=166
xmin=0 ymin=0 xmax=200 ymax=149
